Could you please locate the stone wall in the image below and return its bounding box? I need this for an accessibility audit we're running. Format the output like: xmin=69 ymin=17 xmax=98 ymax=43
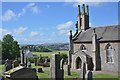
xmin=72 ymin=42 xmax=119 ymax=73
xmin=100 ymin=42 xmax=119 ymax=73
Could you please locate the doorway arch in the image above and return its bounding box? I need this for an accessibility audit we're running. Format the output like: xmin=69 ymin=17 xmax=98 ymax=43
xmin=76 ymin=57 xmax=82 ymax=69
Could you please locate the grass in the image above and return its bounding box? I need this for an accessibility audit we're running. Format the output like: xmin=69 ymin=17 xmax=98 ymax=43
xmin=37 ymin=69 xmax=119 ymax=79
xmin=93 ymin=74 xmax=118 ymax=78
xmin=32 ymin=50 xmax=68 ymax=58
xmin=0 ymin=64 xmax=4 ymax=76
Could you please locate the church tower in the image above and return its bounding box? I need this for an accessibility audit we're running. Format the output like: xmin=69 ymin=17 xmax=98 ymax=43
xmin=77 ymin=4 xmax=89 ymax=32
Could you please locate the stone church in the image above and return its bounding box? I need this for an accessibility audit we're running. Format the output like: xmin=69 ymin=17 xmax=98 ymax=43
xmin=68 ymin=4 xmax=120 ymax=73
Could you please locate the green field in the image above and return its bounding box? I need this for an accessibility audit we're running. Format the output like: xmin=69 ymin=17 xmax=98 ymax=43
xmin=32 ymin=50 xmax=68 ymax=57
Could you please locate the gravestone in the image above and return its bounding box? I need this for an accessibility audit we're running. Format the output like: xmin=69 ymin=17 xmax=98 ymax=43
xmin=50 ymin=54 xmax=64 ymax=80
xmin=27 ymin=61 xmax=31 ymax=68
xmin=37 ymin=68 xmax=43 ymax=73
xmin=13 ymin=60 xmax=19 ymax=68
xmin=20 ymin=50 xmax=25 ymax=66
xmin=34 ymin=58 xmax=37 ymax=66
xmin=80 ymin=62 xmax=86 ymax=80
xmin=60 ymin=58 xmax=65 ymax=80
xmin=4 ymin=66 xmax=38 ymax=80
xmin=85 ymin=70 xmax=93 ymax=80
xmin=4 ymin=59 xmax=12 ymax=72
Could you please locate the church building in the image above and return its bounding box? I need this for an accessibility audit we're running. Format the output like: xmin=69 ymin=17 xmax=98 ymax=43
xmin=68 ymin=4 xmax=120 ymax=73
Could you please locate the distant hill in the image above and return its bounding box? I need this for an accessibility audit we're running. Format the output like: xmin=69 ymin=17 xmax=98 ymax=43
xmin=40 ymin=43 xmax=69 ymax=51
xmin=20 ymin=43 xmax=69 ymax=52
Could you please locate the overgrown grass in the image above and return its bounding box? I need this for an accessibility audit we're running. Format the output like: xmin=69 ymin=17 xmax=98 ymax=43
xmin=32 ymin=50 xmax=68 ymax=58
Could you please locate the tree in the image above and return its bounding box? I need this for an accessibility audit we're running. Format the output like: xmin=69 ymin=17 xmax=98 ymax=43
xmin=2 ymin=34 xmax=20 ymax=60
xmin=0 ymin=40 xmax=2 ymax=60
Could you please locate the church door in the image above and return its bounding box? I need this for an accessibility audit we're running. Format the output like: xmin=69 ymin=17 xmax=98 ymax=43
xmin=76 ymin=57 xmax=82 ymax=69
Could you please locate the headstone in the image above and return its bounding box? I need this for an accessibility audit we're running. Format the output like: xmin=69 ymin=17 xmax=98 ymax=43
xmin=67 ymin=65 xmax=71 ymax=75
xmin=37 ymin=68 xmax=43 ymax=73
xmin=80 ymin=62 xmax=86 ymax=80
xmin=20 ymin=50 xmax=25 ymax=66
xmin=27 ymin=61 xmax=31 ymax=68
xmin=60 ymin=58 xmax=64 ymax=70
xmin=34 ymin=58 xmax=37 ymax=66
xmin=60 ymin=58 xmax=64 ymax=79
xmin=50 ymin=54 xmax=64 ymax=80
xmin=85 ymin=70 xmax=93 ymax=80
xmin=4 ymin=66 xmax=38 ymax=80
xmin=4 ymin=59 xmax=12 ymax=72
xmin=13 ymin=60 xmax=19 ymax=68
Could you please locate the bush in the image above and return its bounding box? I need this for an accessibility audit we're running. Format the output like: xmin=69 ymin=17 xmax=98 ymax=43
xmin=59 ymin=53 xmax=68 ymax=61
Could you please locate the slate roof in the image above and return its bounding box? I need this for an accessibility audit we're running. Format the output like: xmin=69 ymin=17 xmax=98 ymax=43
xmin=73 ymin=25 xmax=120 ymax=43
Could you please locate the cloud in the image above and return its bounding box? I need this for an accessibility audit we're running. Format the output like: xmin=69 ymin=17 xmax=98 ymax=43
xmin=2 ymin=9 xmax=16 ymax=21
xmin=31 ymin=6 xmax=40 ymax=14
xmin=18 ymin=3 xmax=40 ymax=17
xmin=14 ymin=27 xmax=27 ymax=35
xmin=57 ymin=21 xmax=74 ymax=35
xmin=57 ymin=21 xmax=74 ymax=30
xmin=0 ymin=28 xmax=11 ymax=40
xmin=30 ymin=31 xmax=39 ymax=37
xmin=2 ymin=3 xmax=40 ymax=21
xmin=0 ymin=28 xmax=11 ymax=35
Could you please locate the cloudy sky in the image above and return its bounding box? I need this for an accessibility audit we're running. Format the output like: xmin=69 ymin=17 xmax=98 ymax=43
xmin=1 ymin=2 xmax=118 ymax=44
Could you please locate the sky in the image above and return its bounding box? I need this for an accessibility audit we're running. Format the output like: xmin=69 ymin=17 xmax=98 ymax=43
xmin=0 ymin=2 xmax=119 ymax=45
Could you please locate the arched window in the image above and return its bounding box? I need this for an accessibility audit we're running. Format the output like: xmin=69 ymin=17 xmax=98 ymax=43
xmin=105 ymin=44 xmax=113 ymax=63
xmin=80 ymin=45 xmax=86 ymax=51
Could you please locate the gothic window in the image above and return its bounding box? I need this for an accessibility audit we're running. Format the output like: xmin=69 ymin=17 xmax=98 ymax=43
xmin=105 ymin=44 xmax=114 ymax=63
xmin=80 ymin=44 xmax=86 ymax=51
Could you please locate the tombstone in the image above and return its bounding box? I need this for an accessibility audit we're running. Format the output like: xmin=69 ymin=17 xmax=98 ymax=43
xmin=4 ymin=66 xmax=38 ymax=80
xmin=34 ymin=58 xmax=37 ymax=66
xmin=4 ymin=59 xmax=12 ymax=72
xmin=85 ymin=70 xmax=93 ymax=80
xmin=50 ymin=54 xmax=64 ymax=80
xmin=20 ymin=50 xmax=25 ymax=66
xmin=27 ymin=61 xmax=31 ymax=68
xmin=60 ymin=58 xmax=65 ymax=79
xmin=44 ymin=58 xmax=48 ymax=64
xmin=80 ymin=62 xmax=86 ymax=80
xmin=13 ymin=60 xmax=19 ymax=68
xmin=37 ymin=68 xmax=43 ymax=73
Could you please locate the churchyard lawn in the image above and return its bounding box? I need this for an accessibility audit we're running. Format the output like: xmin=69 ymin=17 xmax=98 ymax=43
xmin=36 ymin=67 xmax=119 ymax=79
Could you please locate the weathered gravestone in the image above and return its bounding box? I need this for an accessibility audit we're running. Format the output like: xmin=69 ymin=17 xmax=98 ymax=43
xmin=85 ymin=70 xmax=93 ymax=80
xmin=4 ymin=59 xmax=12 ymax=72
xmin=20 ymin=50 xmax=25 ymax=66
xmin=4 ymin=66 xmax=38 ymax=80
xmin=80 ymin=62 xmax=86 ymax=80
xmin=27 ymin=61 xmax=31 ymax=68
xmin=13 ymin=60 xmax=19 ymax=68
xmin=50 ymin=54 xmax=64 ymax=80
xmin=37 ymin=68 xmax=43 ymax=73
